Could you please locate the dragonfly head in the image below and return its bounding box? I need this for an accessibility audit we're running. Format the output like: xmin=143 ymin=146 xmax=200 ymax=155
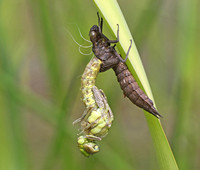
xmin=89 ymin=25 xmax=101 ymax=44
xmin=77 ymin=136 xmax=100 ymax=157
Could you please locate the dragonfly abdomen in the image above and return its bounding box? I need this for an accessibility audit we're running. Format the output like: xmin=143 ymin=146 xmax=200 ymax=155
xmin=81 ymin=58 xmax=102 ymax=108
xmin=113 ymin=62 xmax=161 ymax=118
xmin=75 ymin=57 xmax=114 ymax=157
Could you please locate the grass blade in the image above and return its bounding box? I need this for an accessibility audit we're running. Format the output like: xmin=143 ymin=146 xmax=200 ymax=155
xmin=93 ymin=0 xmax=178 ymax=169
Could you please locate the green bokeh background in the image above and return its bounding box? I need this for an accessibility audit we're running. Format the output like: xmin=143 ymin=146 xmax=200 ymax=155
xmin=0 ymin=0 xmax=199 ymax=169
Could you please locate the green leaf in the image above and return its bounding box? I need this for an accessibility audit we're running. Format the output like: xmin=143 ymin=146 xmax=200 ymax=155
xmin=93 ymin=0 xmax=178 ymax=169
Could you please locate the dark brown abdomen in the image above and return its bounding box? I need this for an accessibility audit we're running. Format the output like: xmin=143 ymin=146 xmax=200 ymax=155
xmin=113 ymin=62 xmax=161 ymax=118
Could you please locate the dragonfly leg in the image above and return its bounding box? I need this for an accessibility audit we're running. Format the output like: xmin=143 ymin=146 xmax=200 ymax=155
xmin=86 ymin=135 xmax=102 ymax=141
xmin=97 ymin=13 xmax=119 ymax=43
xmin=73 ymin=107 xmax=93 ymax=125
xmin=108 ymin=24 xmax=119 ymax=43
xmin=114 ymin=39 xmax=132 ymax=63
xmin=97 ymin=12 xmax=103 ymax=34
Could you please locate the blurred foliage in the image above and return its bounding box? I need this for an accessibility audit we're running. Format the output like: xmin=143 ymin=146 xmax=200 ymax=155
xmin=0 ymin=0 xmax=199 ymax=170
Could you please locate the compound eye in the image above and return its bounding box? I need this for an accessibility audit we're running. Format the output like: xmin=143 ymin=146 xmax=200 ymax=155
xmin=83 ymin=143 xmax=100 ymax=154
xmin=89 ymin=31 xmax=96 ymax=39
xmin=78 ymin=136 xmax=100 ymax=157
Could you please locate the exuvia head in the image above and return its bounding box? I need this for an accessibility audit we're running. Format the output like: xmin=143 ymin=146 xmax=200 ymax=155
xmin=89 ymin=25 xmax=101 ymax=44
xmin=77 ymin=136 xmax=100 ymax=157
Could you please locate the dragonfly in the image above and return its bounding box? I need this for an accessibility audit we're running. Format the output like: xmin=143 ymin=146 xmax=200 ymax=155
xmin=73 ymin=57 xmax=114 ymax=157
xmin=89 ymin=13 xmax=162 ymax=118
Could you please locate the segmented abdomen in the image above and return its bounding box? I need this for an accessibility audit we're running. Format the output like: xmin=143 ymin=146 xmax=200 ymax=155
xmin=81 ymin=57 xmax=102 ymax=109
xmin=80 ymin=57 xmax=113 ymax=138
xmin=113 ymin=62 xmax=161 ymax=117
xmin=76 ymin=57 xmax=114 ymax=156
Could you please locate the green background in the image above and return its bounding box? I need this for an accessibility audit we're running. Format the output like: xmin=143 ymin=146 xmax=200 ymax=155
xmin=0 ymin=0 xmax=199 ymax=169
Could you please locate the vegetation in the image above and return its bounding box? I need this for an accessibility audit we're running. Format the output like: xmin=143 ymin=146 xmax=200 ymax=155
xmin=0 ymin=0 xmax=199 ymax=169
